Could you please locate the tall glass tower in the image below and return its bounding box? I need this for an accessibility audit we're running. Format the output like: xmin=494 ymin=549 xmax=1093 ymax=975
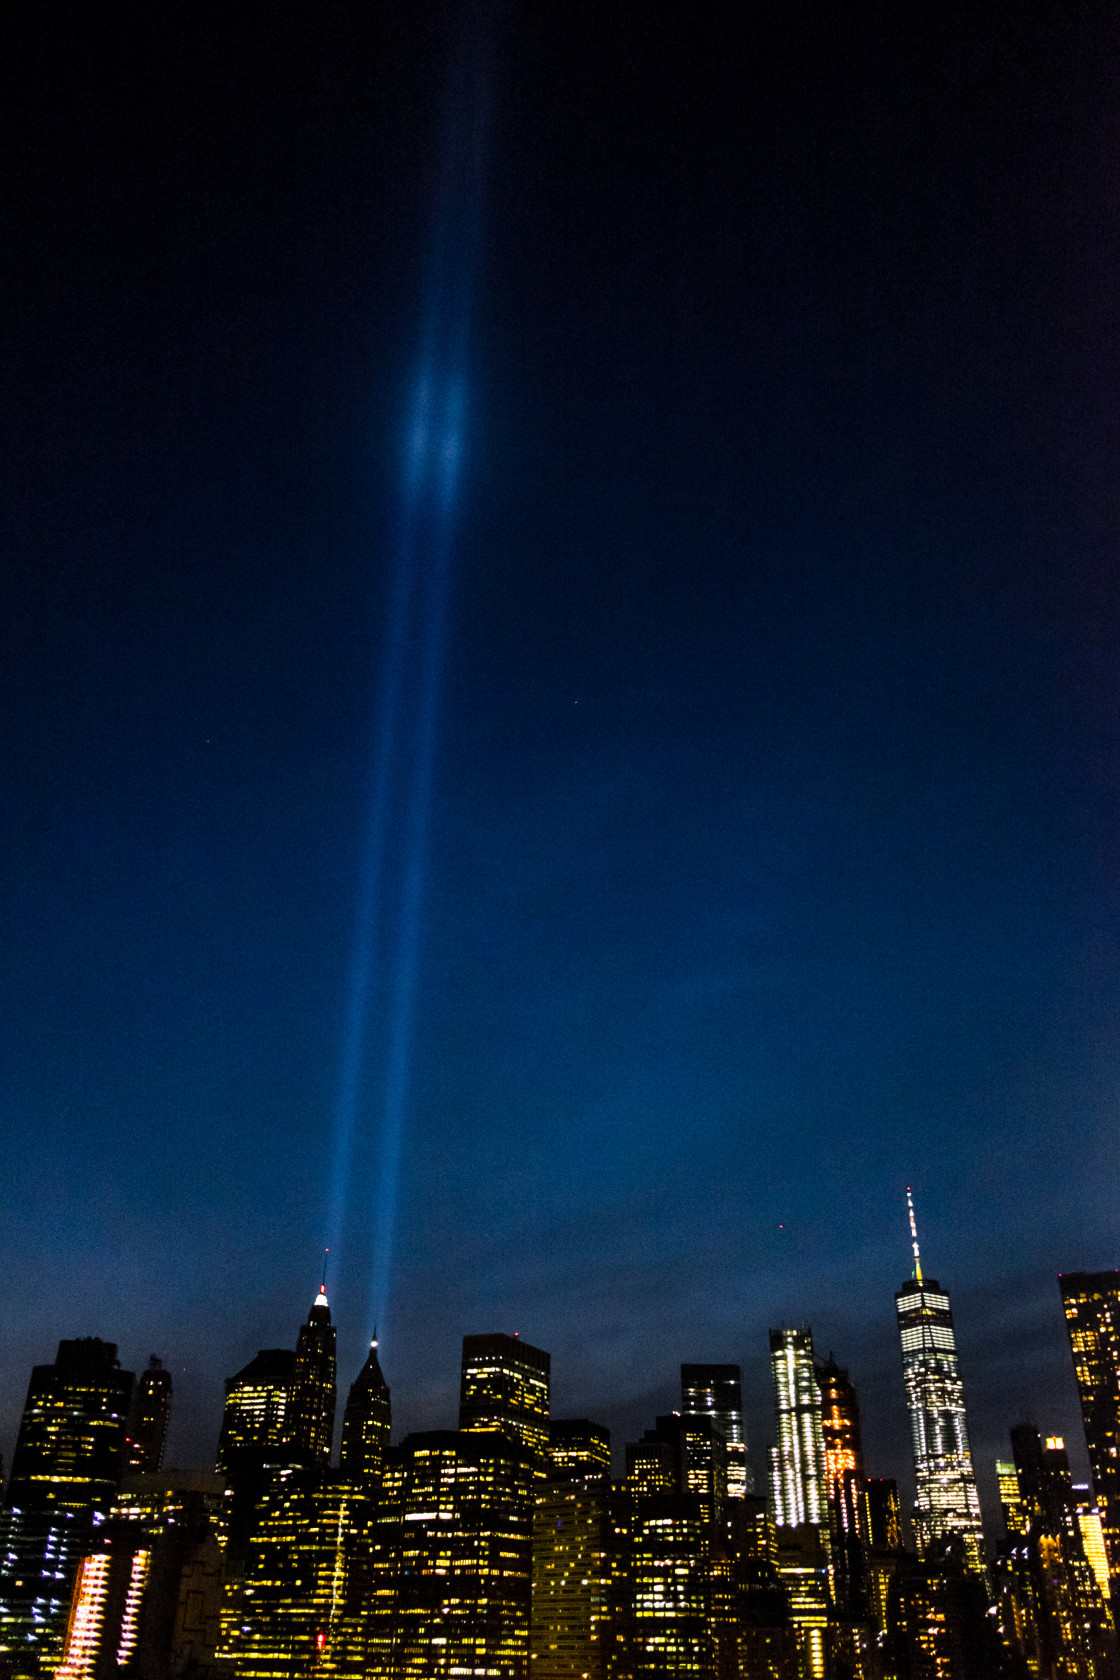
xmin=769 ymin=1328 xmax=826 ymax=1528
xmin=895 ymin=1190 xmax=984 ymax=1574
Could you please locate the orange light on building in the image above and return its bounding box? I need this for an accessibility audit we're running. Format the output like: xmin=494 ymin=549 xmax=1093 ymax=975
xmin=56 ymin=1554 xmax=111 ymax=1680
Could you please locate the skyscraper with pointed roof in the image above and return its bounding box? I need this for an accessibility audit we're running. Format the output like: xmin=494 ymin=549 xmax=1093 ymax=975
xmin=895 ymin=1189 xmax=984 ymax=1575
xmin=339 ymin=1335 xmax=391 ymax=1489
xmin=289 ymin=1287 xmax=337 ymax=1469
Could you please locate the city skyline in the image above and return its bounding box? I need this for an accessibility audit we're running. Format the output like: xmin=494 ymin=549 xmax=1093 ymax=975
xmin=4 ymin=0 xmax=1119 ymax=1631
xmin=0 ymin=1200 xmax=1104 ymax=1536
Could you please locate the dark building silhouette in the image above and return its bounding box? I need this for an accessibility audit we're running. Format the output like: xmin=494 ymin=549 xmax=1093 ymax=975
xmin=862 ymin=1477 xmax=905 ymax=1636
xmin=547 ymin=1418 xmax=610 ymax=1482
xmin=1061 ymin=1270 xmax=1120 ymax=1594
xmin=718 ymin=1498 xmax=800 ymax=1680
xmin=884 ymin=1537 xmax=1002 ymax=1680
xmin=458 ymin=1332 xmax=550 ymax=1459
xmin=0 ymin=1338 xmax=134 ymax=1671
xmin=125 ymin=1356 xmax=173 ymax=1473
xmin=681 ymin=1364 xmax=753 ymax=1499
xmin=288 ymin=1287 xmax=337 ymax=1470
xmin=339 ymin=1336 xmax=391 ymax=1491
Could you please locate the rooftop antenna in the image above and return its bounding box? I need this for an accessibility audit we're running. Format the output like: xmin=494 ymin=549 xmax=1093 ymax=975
xmin=320 ymin=1248 xmax=330 ymax=1295
xmin=906 ymin=1187 xmax=923 ymax=1284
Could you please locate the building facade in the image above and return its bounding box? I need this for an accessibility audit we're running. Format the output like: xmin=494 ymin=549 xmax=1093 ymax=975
xmin=814 ymin=1354 xmax=867 ymax=1617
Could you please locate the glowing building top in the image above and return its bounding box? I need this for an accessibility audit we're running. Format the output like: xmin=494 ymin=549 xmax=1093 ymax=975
xmin=894 ymin=1190 xmax=984 ymax=1574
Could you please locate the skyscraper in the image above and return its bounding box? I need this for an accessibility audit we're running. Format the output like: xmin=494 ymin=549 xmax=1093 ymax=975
xmin=58 ymin=1471 xmax=226 ymax=1680
xmin=0 ymin=1338 xmax=134 ymax=1669
xmin=216 ymin=1347 xmax=299 ymax=1576
xmin=365 ymin=1429 xmax=535 ymax=1676
xmin=628 ymin=1493 xmax=712 ymax=1678
xmin=769 ymin=1329 xmax=829 ymax=1679
xmin=996 ymin=1459 xmax=1026 ymax=1538
xmin=815 ymin=1353 xmax=867 ymax=1615
xmin=531 ymin=1447 xmax=621 ymax=1680
xmin=125 ymin=1355 xmax=173 ymax=1473
xmin=625 ymin=1415 xmax=724 ymax=1512
xmin=339 ymin=1335 xmax=391 ymax=1490
xmin=217 ymin=1349 xmax=296 ymax=1474
xmin=1060 ymin=1269 xmax=1120 ymax=1591
xmin=895 ymin=1190 xmax=984 ymax=1574
xmin=288 ymin=1287 xmax=337 ymax=1469
xmin=680 ymin=1363 xmax=753 ymax=1498
xmin=862 ymin=1479 xmax=904 ymax=1637
xmin=458 ymin=1332 xmax=550 ymax=1459
xmin=769 ymin=1328 xmax=826 ymax=1529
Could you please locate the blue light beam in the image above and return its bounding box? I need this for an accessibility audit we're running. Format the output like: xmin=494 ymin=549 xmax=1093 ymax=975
xmin=325 ymin=2 xmax=492 ymax=1345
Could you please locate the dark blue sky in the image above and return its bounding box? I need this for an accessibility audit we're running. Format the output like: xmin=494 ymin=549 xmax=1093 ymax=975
xmin=3 ymin=0 xmax=1120 ymax=1514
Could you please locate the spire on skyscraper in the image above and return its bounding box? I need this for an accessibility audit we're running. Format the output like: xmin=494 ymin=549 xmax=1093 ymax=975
xmin=906 ymin=1186 xmax=923 ymax=1284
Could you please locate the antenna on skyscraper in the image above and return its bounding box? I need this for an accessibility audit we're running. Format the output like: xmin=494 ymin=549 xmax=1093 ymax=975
xmin=321 ymin=1247 xmax=330 ymax=1293
xmin=906 ymin=1187 xmax=923 ymax=1284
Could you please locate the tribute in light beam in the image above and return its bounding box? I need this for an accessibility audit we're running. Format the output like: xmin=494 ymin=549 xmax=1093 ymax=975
xmin=325 ymin=2 xmax=492 ymax=1348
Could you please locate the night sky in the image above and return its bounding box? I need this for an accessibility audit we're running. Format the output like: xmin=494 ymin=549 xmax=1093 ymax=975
xmin=3 ymin=1 xmax=1120 ymax=1518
